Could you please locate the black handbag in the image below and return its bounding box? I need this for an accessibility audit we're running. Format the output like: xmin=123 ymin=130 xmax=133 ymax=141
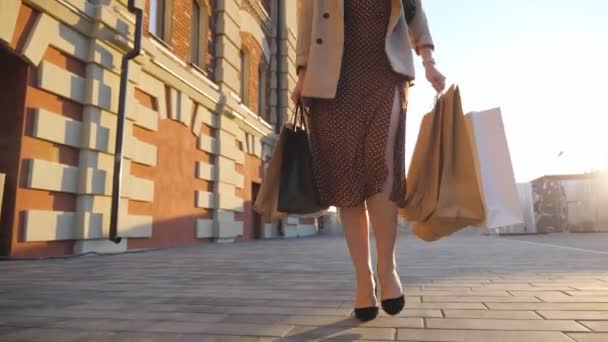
xmin=277 ymin=102 xmax=327 ymax=214
xmin=403 ymin=0 xmax=417 ymax=24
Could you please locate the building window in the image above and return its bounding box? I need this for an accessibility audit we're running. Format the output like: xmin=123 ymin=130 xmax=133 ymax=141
xmin=191 ymin=0 xmax=208 ymax=69
xmin=149 ymin=0 xmax=173 ymax=43
xmin=240 ymin=50 xmax=250 ymax=105
xmin=257 ymin=63 xmax=267 ymax=120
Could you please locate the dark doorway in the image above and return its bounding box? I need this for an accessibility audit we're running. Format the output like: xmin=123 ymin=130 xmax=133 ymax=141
xmin=0 ymin=48 xmax=28 ymax=256
xmin=251 ymin=182 xmax=262 ymax=240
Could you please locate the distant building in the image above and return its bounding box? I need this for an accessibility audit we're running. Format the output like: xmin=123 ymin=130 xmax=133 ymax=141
xmin=532 ymin=173 xmax=608 ymax=233
xmin=0 ymin=0 xmax=315 ymax=259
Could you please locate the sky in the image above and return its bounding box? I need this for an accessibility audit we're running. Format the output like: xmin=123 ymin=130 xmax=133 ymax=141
xmin=405 ymin=0 xmax=608 ymax=182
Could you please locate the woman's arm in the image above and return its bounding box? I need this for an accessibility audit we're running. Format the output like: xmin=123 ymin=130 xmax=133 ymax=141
xmin=409 ymin=1 xmax=445 ymax=92
xmin=408 ymin=0 xmax=434 ymax=55
xmin=296 ymin=0 xmax=313 ymax=73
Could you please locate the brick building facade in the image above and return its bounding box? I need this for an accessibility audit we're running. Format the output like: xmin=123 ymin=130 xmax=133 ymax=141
xmin=0 ymin=0 xmax=311 ymax=259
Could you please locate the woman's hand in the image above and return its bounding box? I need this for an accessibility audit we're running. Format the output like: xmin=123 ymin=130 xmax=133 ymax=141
xmin=291 ymin=69 xmax=307 ymax=104
xmin=424 ymin=63 xmax=446 ymax=93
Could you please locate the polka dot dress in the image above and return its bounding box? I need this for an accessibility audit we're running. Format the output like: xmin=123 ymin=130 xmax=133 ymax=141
xmin=308 ymin=0 xmax=409 ymax=208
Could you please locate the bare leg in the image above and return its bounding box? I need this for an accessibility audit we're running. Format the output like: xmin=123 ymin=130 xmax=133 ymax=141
xmin=367 ymin=86 xmax=403 ymax=300
xmin=340 ymin=205 xmax=377 ymax=308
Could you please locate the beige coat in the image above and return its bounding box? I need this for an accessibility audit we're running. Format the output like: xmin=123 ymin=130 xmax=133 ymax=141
xmin=296 ymin=0 xmax=434 ymax=99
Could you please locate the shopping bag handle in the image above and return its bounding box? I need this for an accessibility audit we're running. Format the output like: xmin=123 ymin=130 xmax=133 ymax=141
xmin=291 ymin=100 xmax=309 ymax=132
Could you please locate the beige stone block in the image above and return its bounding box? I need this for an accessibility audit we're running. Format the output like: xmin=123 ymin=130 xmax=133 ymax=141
xmin=214 ymin=63 xmax=240 ymax=95
xmin=196 ymin=191 xmax=217 ymax=209
xmin=38 ymin=61 xmax=86 ymax=103
xmin=569 ymin=333 xmax=608 ymax=342
xmin=92 ymin=4 xmax=132 ymax=38
xmin=119 ymin=214 xmax=153 ymax=237
xmin=86 ymin=64 xmax=120 ymax=112
xmin=76 ymin=194 xmax=112 ymax=213
xmin=33 ymin=109 xmax=82 ymax=148
xmin=22 ymin=13 xmax=54 ymax=65
xmin=443 ymin=310 xmax=542 ymax=320
xmin=218 ymin=130 xmax=244 ymax=163
xmin=128 ymin=62 xmax=142 ymax=85
xmin=74 ymin=195 xmax=114 ymax=239
xmin=74 ymin=211 xmax=105 ymax=239
xmin=217 ymin=157 xmax=243 ymax=187
xmin=425 ymin=318 xmax=588 ymax=331
xmin=79 ymin=167 xmax=108 ymax=195
xmin=253 ymin=136 xmax=263 ymax=159
xmin=135 ymin=103 xmax=159 ymax=132
xmin=397 ymin=329 xmax=575 ymax=342
xmin=24 ymin=210 xmax=76 ymax=242
xmin=127 ymin=176 xmax=154 ymax=202
xmin=216 ymin=14 xmax=241 ymax=44
xmin=179 ymin=94 xmax=193 ymax=127
xmin=79 ymin=149 xmax=114 ymax=172
xmin=0 ymin=0 xmax=21 ymax=45
xmin=197 ymin=219 xmax=214 ymax=238
xmin=215 ymin=209 xmax=243 ymax=239
xmin=23 ymin=14 xmax=89 ymax=66
xmin=167 ymin=88 xmax=194 ymax=126
xmin=538 ymin=311 xmax=608 ymax=320
xmin=82 ymin=107 xmax=116 ymax=153
xmin=197 ymin=135 xmax=219 ymax=154
xmin=196 ymin=162 xmax=216 ymax=181
xmin=119 ymin=159 xmax=132 ymax=198
xmin=139 ymin=71 xmax=167 ymax=119
xmin=27 ymin=159 xmax=79 ymax=193
xmin=78 ymin=150 xmax=113 ymax=195
xmin=131 ymin=138 xmax=157 ymax=167
xmin=168 ymin=87 xmax=179 ymax=121
xmin=217 ymin=193 xmax=243 ymax=212
xmin=216 ymin=0 xmax=241 ymax=17
xmin=89 ymin=39 xmax=122 ymax=72
xmin=55 ymin=21 xmax=89 ymax=61
xmin=219 ymin=115 xmax=241 ymax=136
xmin=214 ymin=37 xmax=240 ymax=65
xmin=192 ymin=104 xmax=209 ymax=136
xmin=286 ymin=216 xmax=299 ymax=225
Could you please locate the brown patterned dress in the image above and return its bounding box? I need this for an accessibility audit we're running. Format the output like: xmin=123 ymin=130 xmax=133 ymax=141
xmin=308 ymin=0 xmax=409 ymax=208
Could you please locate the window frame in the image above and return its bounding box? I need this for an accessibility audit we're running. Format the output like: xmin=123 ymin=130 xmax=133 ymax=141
xmin=149 ymin=0 xmax=173 ymax=43
xmin=191 ymin=0 xmax=209 ymax=68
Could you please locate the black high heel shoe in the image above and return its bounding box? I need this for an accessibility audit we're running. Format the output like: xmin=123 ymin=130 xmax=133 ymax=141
xmin=354 ymin=277 xmax=379 ymax=322
xmin=377 ymin=264 xmax=406 ymax=316
xmin=381 ymin=295 xmax=405 ymax=316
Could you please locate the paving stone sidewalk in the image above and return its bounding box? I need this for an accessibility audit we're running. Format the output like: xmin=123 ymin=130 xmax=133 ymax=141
xmin=1 ymin=231 xmax=608 ymax=341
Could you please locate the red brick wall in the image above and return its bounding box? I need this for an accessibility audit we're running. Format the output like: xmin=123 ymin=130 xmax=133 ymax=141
xmin=128 ymin=88 xmax=215 ymax=249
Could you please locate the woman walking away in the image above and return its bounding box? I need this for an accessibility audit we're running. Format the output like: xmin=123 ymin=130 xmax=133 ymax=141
xmin=291 ymin=0 xmax=446 ymax=322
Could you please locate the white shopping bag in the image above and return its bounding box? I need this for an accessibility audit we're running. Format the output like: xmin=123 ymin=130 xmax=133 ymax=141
xmin=465 ymin=108 xmax=523 ymax=229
